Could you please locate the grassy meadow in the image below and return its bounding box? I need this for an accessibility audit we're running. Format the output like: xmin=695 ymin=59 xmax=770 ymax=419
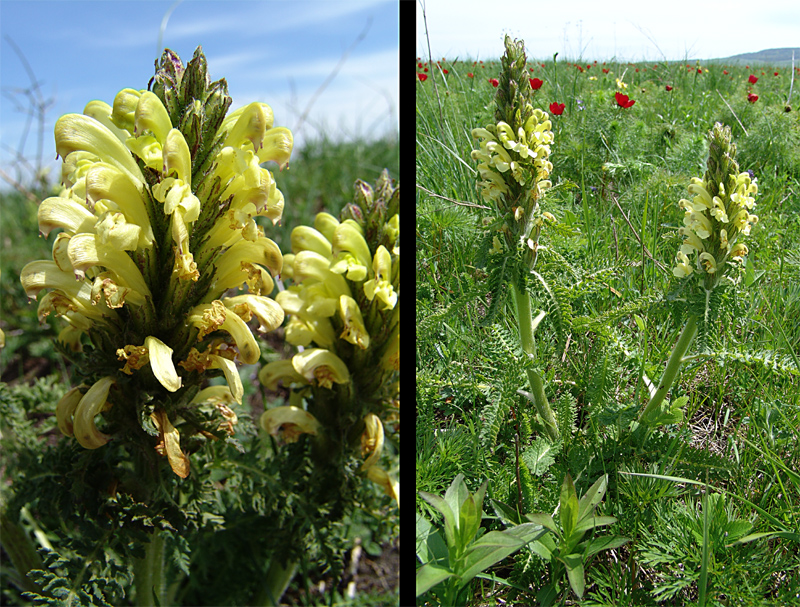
xmin=416 ymin=52 xmax=800 ymax=606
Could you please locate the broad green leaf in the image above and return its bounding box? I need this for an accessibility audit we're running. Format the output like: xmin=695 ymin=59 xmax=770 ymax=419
xmin=724 ymin=520 xmax=753 ymax=542
xmin=419 ymin=491 xmax=458 ymax=551
xmin=577 ymin=474 xmax=607 ymax=520
xmin=458 ymin=493 xmax=480 ymax=551
xmin=525 ymin=512 xmax=558 ymax=534
xmin=415 ymin=562 xmax=456 ymax=597
xmin=560 ymin=474 xmax=579 ymax=539
xmin=444 ymin=474 xmax=469 ymax=530
xmin=560 ymin=553 xmax=585 ymax=598
xmin=582 ymin=534 xmax=630 ymax=559
xmin=491 ymin=498 xmax=524 ymax=526
xmin=416 ymin=513 xmax=433 ymax=563
xmin=456 ymin=527 xmax=540 ymax=585
xmin=529 ymin=538 xmax=554 ymax=561
xmin=574 ymin=515 xmax=617 ymax=535
xmin=473 ymin=479 xmax=489 ymax=520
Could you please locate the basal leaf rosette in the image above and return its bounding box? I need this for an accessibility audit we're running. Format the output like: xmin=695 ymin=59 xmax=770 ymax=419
xmin=20 ymin=47 xmax=291 ymax=477
xmin=258 ymin=170 xmax=399 ymax=505
xmin=672 ymin=123 xmax=758 ymax=291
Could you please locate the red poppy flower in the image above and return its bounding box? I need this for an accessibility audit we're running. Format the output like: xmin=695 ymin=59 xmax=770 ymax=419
xmin=418 ymin=73 xmax=427 ymax=82
xmin=697 ymin=68 xmax=702 ymax=74
xmin=748 ymin=74 xmax=758 ymax=84
xmin=549 ymin=102 xmax=565 ymax=115
xmin=489 ymin=78 xmax=499 ymax=87
xmin=530 ymin=77 xmax=544 ymax=90
xmin=467 ymin=72 xmax=474 ymax=78
xmin=442 ymin=68 xmax=449 ymax=75
xmin=615 ymin=92 xmax=635 ymax=108
xmin=747 ymin=93 xmax=758 ymax=103
xmin=774 ymin=71 xmax=779 ymax=76
xmin=665 ymin=85 xmax=673 ymax=91
xmin=602 ymin=68 xmax=610 ymax=74
xmin=723 ymin=70 xmax=729 ymax=75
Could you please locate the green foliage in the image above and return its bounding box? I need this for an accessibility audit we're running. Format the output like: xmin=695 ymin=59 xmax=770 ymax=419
xmin=416 ymin=474 xmax=547 ymax=605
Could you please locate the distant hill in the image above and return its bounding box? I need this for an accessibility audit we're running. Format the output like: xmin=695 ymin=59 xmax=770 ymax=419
xmin=708 ymin=48 xmax=800 ymax=66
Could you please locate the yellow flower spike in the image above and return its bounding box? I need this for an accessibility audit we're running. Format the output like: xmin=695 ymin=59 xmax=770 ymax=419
xmin=223 ymin=102 xmax=270 ymax=151
xmin=145 ymin=335 xmax=182 ymax=392
xmin=117 ymin=344 xmax=149 ymax=374
xmin=258 ymin=359 xmax=309 ymax=391
xmin=255 ymin=127 xmax=294 ymax=169
xmin=37 ymin=196 xmax=97 ymax=238
xmin=363 ymin=246 xmax=397 ymax=310
xmin=259 ymin=405 xmax=320 ymax=443
xmin=331 ymin=221 xmax=372 ymax=281
xmin=222 ymin=294 xmax=284 ymax=334
xmin=188 ymin=300 xmax=260 ymax=364
xmin=699 ymin=252 xmax=718 ymax=274
xmin=673 ymin=251 xmax=694 ymax=278
xmin=84 ymin=163 xmax=153 ymax=247
xmin=66 ymin=233 xmax=151 ymax=298
xmin=95 ymin=212 xmax=141 ymax=251
xmin=110 ymin=88 xmax=142 ymax=133
xmin=291 ymin=348 xmax=350 ymax=389
xmin=338 ymin=295 xmax=370 ymax=349
xmin=150 ymin=408 xmax=190 ymax=478
xmin=687 ymin=178 xmax=713 ymax=209
xmin=54 ymin=114 xmax=144 ymax=186
xmin=56 ymin=385 xmax=84 ymax=437
xmin=73 ymin=376 xmax=115 ymax=449
xmin=313 ymin=212 xmax=340 ymax=242
xmin=290 ymin=225 xmax=333 ymax=258
xmin=133 ymin=91 xmax=172 ymax=143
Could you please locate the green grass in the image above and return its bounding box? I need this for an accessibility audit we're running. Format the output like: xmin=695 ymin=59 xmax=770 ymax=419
xmin=416 ymin=53 xmax=800 ymax=606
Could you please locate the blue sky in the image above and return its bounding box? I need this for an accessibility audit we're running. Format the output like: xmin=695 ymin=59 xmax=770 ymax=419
xmin=0 ymin=0 xmax=398 ymax=187
xmin=417 ymin=0 xmax=800 ymax=63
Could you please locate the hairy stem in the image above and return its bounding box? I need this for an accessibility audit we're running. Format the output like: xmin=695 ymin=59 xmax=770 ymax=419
xmin=639 ymin=315 xmax=698 ymax=424
xmin=512 ymin=283 xmax=560 ymax=442
xmin=134 ymin=530 xmax=165 ymax=607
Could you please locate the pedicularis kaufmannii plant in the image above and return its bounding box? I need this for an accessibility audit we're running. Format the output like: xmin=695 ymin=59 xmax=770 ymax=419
xmin=21 ymin=47 xmax=289 ymax=476
xmin=471 ymin=35 xmax=559 ymax=442
xmin=640 ymin=122 xmax=758 ymax=425
xmin=257 ymin=172 xmax=400 ymax=599
xmin=16 ymin=47 xmax=398 ymax=605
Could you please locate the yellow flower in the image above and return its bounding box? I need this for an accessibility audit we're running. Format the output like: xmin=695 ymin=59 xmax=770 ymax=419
xmin=73 ymin=377 xmax=115 ymax=449
xmin=363 ymin=246 xmax=397 ymax=310
xmin=260 ymin=405 xmax=321 ymax=443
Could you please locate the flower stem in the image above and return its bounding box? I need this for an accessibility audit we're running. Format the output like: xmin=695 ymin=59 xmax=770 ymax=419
xmin=258 ymin=559 xmax=298 ymax=606
xmin=511 ymin=283 xmax=560 ymax=442
xmin=639 ymin=314 xmax=698 ymax=424
xmin=134 ymin=530 xmax=165 ymax=607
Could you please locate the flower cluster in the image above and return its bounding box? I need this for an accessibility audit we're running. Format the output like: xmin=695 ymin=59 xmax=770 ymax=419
xmin=470 ymin=36 xmax=554 ymax=259
xmin=672 ymin=123 xmax=758 ymax=289
xmin=258 ymin=171 xmax=399 ymax=504
xmin=20 ymin=48 xmax=291 ymax=476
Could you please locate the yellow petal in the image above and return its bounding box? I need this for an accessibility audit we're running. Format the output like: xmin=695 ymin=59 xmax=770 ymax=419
xmin=339 ymin=295 xmax=370 ymax=349
xmin=255 ymin=127 xmax=293 ymax=169
xmin=73 ymin=376 xmax=115 ymax=449
xmin=313 ymin=212 xmax=340 ymax=242
xmin=67 ymin=233 xmax=151 ymax=297
xmin=366 ymin=466 xmax=399 ymax=505
xmin=162 ymin=128 xmax=192 ymax=182
xmin=145 ymin=336 xmax=181 ymax=392
xmin=259 ymin=405 xmax=320 ymax=442
xmin=150 ymin=409 xmax=190 ymax=478
xmin=37 ymin=196 xmax=97 ymax=238
xmin=84 ymin=163 xmax=153 ymax=247
xmin=292 ymin=348 xmax=350 ymax=389
xmin=290 ymin=225 xmax=333 ymax=258
xmin=134 ymin=91 xmax=172 ymax=143
xmin=223 ymin=102 xmax=270 ymax=152
xmin=223 ymin=294 xmax=284 ymax=334
xmin=56 ymin=385 xmax=84 ymax=437
xmin=258 ymin=359 xmax=308 ymax=391
xmin=360 ymin=413 xmax=384 ymax=469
